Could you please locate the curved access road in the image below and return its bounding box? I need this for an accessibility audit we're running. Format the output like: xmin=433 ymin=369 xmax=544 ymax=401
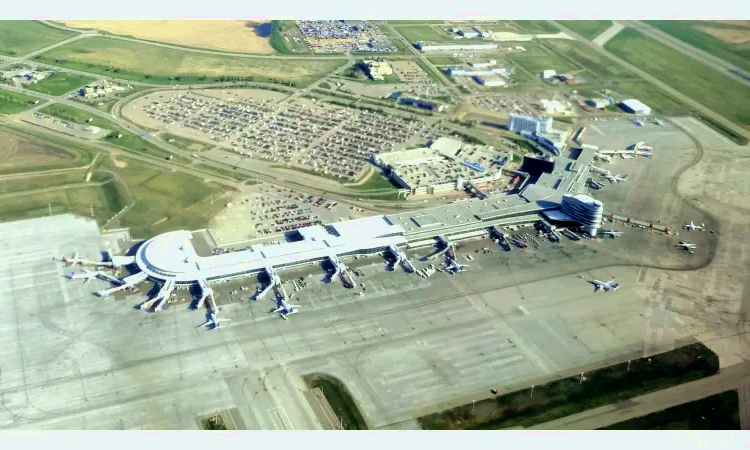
xmin=548 ymin=20 xmax=750 ymax=141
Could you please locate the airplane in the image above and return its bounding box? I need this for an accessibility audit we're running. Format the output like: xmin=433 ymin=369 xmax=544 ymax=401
xmin=653 ymin=118 xmax=663 ymax=127
xmin=590 ymin=279 xmax=620 ymax=292
xmin=677 ymin=242 xmax=697 ymax=250
xmin=56 ymin=252 xmax=83 ymax=267
xmin=274 ymin=297 xmax=301 ymax=321
xmin=198 ymin=310 xmax=231 ymax=330
xmin=588 ymin=179 xmax=604 ymax=190
xmin=601 ymin=230 xmax=623 ymax=238
xmin=632 ymin=118 xmax=644 ymax=127
xmin=603 ymin=173 xmax=627 ymax=183
xmin=445 ymin=259 xmax=469 ymax=274
xmin=684 ymin=221 xmax=705 ymax=231
xmin=66 ymin=268 xmax=100 ymax=284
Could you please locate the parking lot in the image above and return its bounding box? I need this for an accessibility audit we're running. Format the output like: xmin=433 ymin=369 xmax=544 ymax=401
xmin=469 ymin=92 xmax=551 ymax=116
xmin=296 ymin=20 xmax=396 ymax=53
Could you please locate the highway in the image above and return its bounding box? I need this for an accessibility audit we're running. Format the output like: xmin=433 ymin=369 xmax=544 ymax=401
xmin=625 ymin=21 xmax=750 ymax=89
xmin=529 ymin=361 xmax=750 ymax=430
xmin=548 ymin=20 xmax=750 ymax=141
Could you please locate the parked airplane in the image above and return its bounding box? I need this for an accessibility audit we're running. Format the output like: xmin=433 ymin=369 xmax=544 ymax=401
xmin=653 ymin=118 xmax=663 ymax=127
xmin=677 ymin=242 xmax=697 ymax=250
xmin=684 ymin=221 xmax=704 ymax=231
xmin=274 ymin=297 xmax=301 ymax=320
xmin=601 ymin=230 xmax=623 ymax=238
xmin=198 ymin=311 xmax=231 ymax=330
xmin=632 ymin=118 xmax=644 ymax=127
xmin=445 ymin=259 xmax=469 ymax=274
xmin=590 ymin=279 xmax=620 ymax=292
xmin=603 ymin=173 xmax=627 ymax=183
xmin=588 ymin=179 xmax=604 ymax=190
xmin=56 ymin=252 xmax=83 ymax=267
xmin=66 ymin=268 xmax=100 ymax=283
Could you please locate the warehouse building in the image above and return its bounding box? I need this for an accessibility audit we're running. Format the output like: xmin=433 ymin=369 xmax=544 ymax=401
xmin=473 ymin=76 xmax=506 ymax=87
xmin=509 ymin=114 xmax=567 ymax=155
xmin=363 ymin=60 xmax=393 ymax=81
xmin=619 ymin=99 xmax=651 ymax=115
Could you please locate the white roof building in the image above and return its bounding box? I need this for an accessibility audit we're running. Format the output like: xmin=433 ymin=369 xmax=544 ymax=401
xmin=620 ymin=99 xmax=651 ymax=115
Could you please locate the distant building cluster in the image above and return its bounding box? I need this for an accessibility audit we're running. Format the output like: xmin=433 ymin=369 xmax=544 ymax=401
xmin=445 ymin=61 xmax=514 ymax=88
xmin=508 ymin=114 xmax=568 ymax=155
xmin=8 ymin=68 xmax=50 ymax=83
xmin=295 ymin=20 xmax=395 ymax=53
xmin=78 ymin=81 xmax=129 ymax=98
xmin=388 ymin=91 xmax=447 ymax=112
xmin=373 ymin=137 xmax=509 ymax=196
xmin=362 ymin=60 xmax=393 ymax=81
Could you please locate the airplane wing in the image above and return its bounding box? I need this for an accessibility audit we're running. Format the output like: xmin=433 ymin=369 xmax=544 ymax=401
xmin=274 ymin=307 xmax=283 ymax=313
xmin=593 ymin=284 xmax=601 ymax=292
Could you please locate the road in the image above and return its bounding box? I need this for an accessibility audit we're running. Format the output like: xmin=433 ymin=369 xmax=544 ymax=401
xmin=625 ymin=21 xmax=750 ymax=89
xmin=529 ymin=361 xmax=750 ymax=430
xmin=592 ymin=21 xmax=625 ymax=47
xmin=548 ymin=20 xmax=750 ymax=141
xmin=381 ymin=21 xmax=461 ymax=97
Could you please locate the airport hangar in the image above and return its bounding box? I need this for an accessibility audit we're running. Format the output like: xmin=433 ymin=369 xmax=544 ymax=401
xmin=106 ymin=148 xmax=599 ymax=298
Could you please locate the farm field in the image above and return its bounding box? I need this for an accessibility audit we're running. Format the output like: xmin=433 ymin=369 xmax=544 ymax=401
xmin=558 ymin=21 xmax=613 ymax=41
xmin=25 ymin=72 xmax=96 ymax=96
xmin=0 ymin=21 xmax=77 ymax=56
xmin=0 ymin=89 xmax=45 ymax=114
xmin=37 ymin=37 xmax=346 ymax=86
xmin=99 ymin=155 xmax=233 ymax=238
xmin=54 ymin=20 xmax=275 ymax=54
xmin=605 ymin=28 xmax=750 ymax=129
xmin=0 ymin=127 xmax=93 ymax=175
xmin=39 ymin=103 xmax=115 ymax=129
xmin=393 ymin=25 xmax=453 ymax=43
xmin=546 ymin=40 xmax=633 ymax=78
xmin=646 ymin=20 xmax=750 ymax=72
xmin=507 ymin=44 xmax=581 ymax=76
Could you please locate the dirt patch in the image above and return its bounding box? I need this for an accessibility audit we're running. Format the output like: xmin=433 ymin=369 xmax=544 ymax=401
xmin=110 ymin=153 xmax=127 ymax=168
xmin=698 ymin=26 xmax=750 ymax=44
xmin=56 ymin=20 xmax=274 ymax=54
xmin=152 ymin=217 xmax=168 ymax=226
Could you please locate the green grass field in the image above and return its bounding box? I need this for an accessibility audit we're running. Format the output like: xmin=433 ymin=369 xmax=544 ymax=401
xmin=0 ymin=127 xmax=93 ymax=175
xmin=388 ymin=20 xmax=446 ymax=25
xmin=546 ymin=40 xmax=633 ymax=78
xmin=427 ymin=55 xmax=462 ymax=65
xmin=646 ymin=21 xmax=750 ymax=73
xmin=160 ymin=132 xmax=213 ymax=152
xmin=605 ymin=28 xmax=750 ymax=129
xmin=393 ymin=25 xmax=452 ymax=43
xmin=514 ymin=21 xmax=559 ymax=34
xmin=39 ymin=103 xmax=115 ymax=128
xmin=0 ymin=89 xmax=45 ymax=114
xmin=103 ymin=131 xmax=178 ymax=160
xmin=558 ymin=21 xmax=613 ymax=40
xmin=37 ymin=37 xmax=345 ymax=87
xmin=0 ymin=21 xmax=77 ymax=56
xmin=99 ymin=156 xmax=231 ymax=238
xmin=508 ymin=45 xmax=581 ymax=76
xmin=0 ymin=170 xmax=89 ymax=195
xmin=25 ymin=72 xmax=95 ymax=96
xmin=304 ymin=374 xmax=368 ymax=430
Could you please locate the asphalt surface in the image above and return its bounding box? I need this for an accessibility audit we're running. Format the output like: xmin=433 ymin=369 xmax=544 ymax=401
xmin=548 ymin=20 xmax=750 ymax=141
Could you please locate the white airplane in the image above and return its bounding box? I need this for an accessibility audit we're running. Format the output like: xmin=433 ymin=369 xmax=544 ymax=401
xmin=632 ymin=118 xmax=644 ymax=127
xmin=274 ymin=297 xmax=301 ymax=321
xmin=601 ymin=230 xmax=623 ymax=238
xmin=603 ymin=173 xmax=627 ymax=183
xmin=198 ymin=311 xmax=231 ymax=330
xmin=684 ymin=221 xmax=704 ymax=231
xmin=590 ymin=279 xmax=620 ymax=292
xmin=653 ymin=118 xmax=663 ymax=127
xmin=445 ymin=259 xmax=469 ymax=274
xmin=677 ymin=242 xmax=697 ymax=250
xmin=66 ymin=268 xmax=100 ymax=284
xmin=55 ymin=252 xmax=83 ymax=267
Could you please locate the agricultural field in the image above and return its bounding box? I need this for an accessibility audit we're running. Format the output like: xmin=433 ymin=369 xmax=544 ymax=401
xmin=558 ymin=21 xmax=613 ymax=41
xmin=647 ymin=20 xmax=750 ymax=73
xmin=0 ymin=89 xmax=45 ymax=114
xmin=37 ymin=37 xmax=346 ymax=86
xmin=54 ymin=20 xmax=275 ymax=54
xmin=507 ymin=44 xmax=581 ymax=76
xmin=546 ymin=40 xmax=633 ymax=78
xmin=392 ymin=25 xmax=453 ymax=43
xmin=25 ymin=72 xmax=96 ymax=96
xmin=0 ymin=21 xmax=77 ymax=56
xmin=605 ymin=28 xmax=750 ymax=129
xmin=0 ymin=127 xmax=93 ymax=175
xmin=513 ymin=20 xmax=560 ymax=34
xmin=99 ymin=154 xmax=233 ymax=238
xmin=39 ymin=103 xmax=115 ymax=129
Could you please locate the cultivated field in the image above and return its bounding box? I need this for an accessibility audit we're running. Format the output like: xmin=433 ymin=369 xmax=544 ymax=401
xmin=0 ymin=89 xmax=45 ymax=114
xmin=646 ymin=20 xmax=750 ymax=72
xmin=38 ymin=37 xmax=346 ymax=86
xmin=55 ymin=20 xmax=275 ymax=54
xmin=558 ymin=21 xmax=613 ymax=41
xmin=25 ymin=72 xmax=95 ymax=96
xmin=605 ymin=28 xmax=750 ymax=130
xmin=0 ymin=127 xmax=92 ymax=174
xmin=0 ymin=21 xmax=77 ymax=56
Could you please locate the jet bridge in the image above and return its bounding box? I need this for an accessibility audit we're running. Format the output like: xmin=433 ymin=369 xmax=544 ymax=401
xmin=329 ymin=255 xmax=354 ymax=288
xmin=388 ymin=244 xmax=415 ymax=273
xmin=96 ymin=270 xmax=148 ymax=297
xmin=195 ymin=277 xmax=214 ymax=309
xmin=467 ymin=180 xmax=488 ymax=200
xmin=140 ymin=279 xmax=175 ymax=311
